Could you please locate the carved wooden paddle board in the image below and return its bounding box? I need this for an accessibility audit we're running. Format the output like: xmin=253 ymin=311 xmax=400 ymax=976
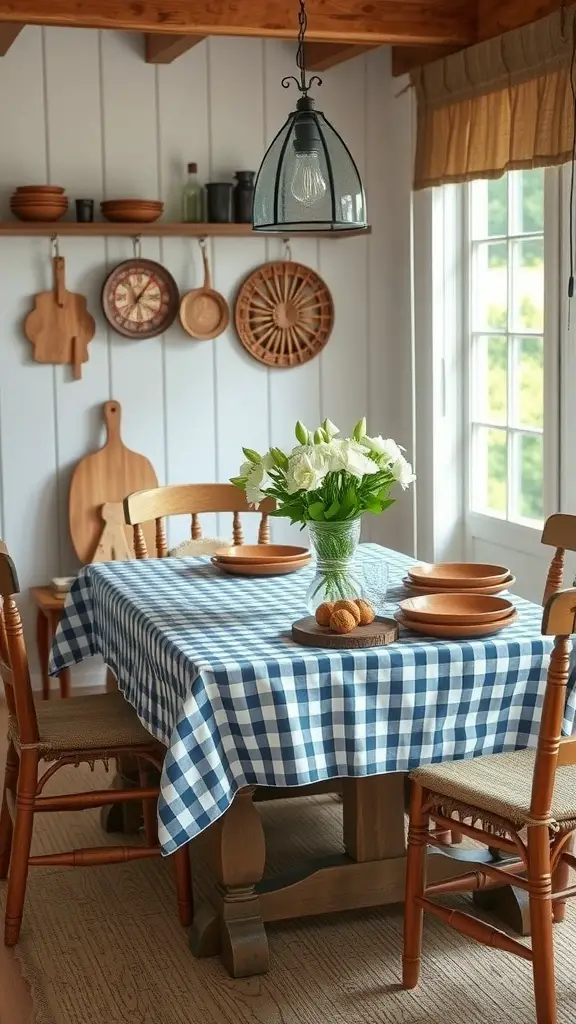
xmin=69 ymin=400 xmax=158 ymax=563
xmin=24 ymin=256 xmax=95 ymax=378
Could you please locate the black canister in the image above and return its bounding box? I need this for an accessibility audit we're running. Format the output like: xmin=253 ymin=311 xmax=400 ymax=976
xmin=206 ymin=182 xmax=233 ymax=223
xmin=233 ymin=171 xmax=255 ymax=223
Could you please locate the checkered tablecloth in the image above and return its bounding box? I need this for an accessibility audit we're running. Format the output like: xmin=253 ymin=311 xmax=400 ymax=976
xmin=49 ymin=544 xmax=575 ymax=855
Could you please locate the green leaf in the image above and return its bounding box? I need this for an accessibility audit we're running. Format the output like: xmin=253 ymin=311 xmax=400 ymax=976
xmin=324 ymin=500 xmax=340 ymax=519
xmin=340 ymin=487 xmax=357 ymax=514
xmin=308 ymin=501 xmax=326 ymax=521
xmin=270 ymin=447 xmax=289 ymax=470
xmin=242 ymin=447 xmax=261 ymax=464
xmin=229 ymin=476 xmax=247 ymax=489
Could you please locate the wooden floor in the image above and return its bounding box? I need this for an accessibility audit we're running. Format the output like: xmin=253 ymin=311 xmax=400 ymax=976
xmin=0 ymin=700 xmax=33 ymax=1024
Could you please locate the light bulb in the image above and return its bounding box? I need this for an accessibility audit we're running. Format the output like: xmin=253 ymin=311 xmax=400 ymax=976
xmin=290 ymin=152 xmax=327 ymax=206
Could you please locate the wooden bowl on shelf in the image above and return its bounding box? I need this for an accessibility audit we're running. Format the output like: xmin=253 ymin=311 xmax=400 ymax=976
xmin=14 ymin=185 xmax=65 ymax=195
xmin=10 ymin=196 xmax=68 ymax=222
xmin=101 ymin=199 xmax=164 ymax=223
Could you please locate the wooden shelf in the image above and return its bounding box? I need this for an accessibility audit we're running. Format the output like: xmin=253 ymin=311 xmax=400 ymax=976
xmin=0 ymin=221 xmax=371 ymax=239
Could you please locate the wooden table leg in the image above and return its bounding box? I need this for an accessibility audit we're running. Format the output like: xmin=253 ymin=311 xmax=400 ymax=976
xmin=343 ymin=774 xmax=407 ymax=862
xmin=35 ymin=610 xmax=50 ymax=700
xmin=190 ymin=787 xmax=268 ymax=978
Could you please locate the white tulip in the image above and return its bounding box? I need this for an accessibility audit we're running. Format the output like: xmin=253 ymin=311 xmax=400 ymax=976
xmin=323 ymin=418 xmax=340 ymax=439
xmin=362 ymin=435 xmax=404 ymax=464
xmin=392 ymin=456 xmax=416 ymax=489
xmin=286 ymin=446 xmax=331 ymax=493
xmin=245 ymin=463 xmax=267 ymax=505
xmin=330 ymin=439 xmax=379 ymax=479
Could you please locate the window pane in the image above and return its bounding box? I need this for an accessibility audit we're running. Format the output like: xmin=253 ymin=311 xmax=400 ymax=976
xmin=471 ymin=178 xmax=508 ymax=239
xmin=513 ymin=336 xmax=544 ymax=429
xmin=473 ymin=242 xmax=507 ymax=331
xmin=474 ymin=335 xmax=507 ymax=423
xmin=515 ymin=433 xmax=544 ymax=523
xmin=473 ymin=426 xmax=507 ymax=516
xmin=511 ymin=238 xmax=543 ymax=333
xmin=510 ymin=168 xmax=544 ymax=234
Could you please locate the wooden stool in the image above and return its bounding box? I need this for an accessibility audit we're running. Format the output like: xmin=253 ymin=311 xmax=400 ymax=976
xmin=29 ymin=587 xmax=70 ymax=700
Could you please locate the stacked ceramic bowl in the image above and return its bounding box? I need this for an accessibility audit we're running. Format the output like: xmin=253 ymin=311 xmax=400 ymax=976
xmin=11 ymin=185 xmax=68 ymax=222
xmin=397 ymin=562 xmax=517 ymax=638
xmin=101 ymin=199 xmax=164 ymax=223
xmin=211 ymin=544 xmax=311 ymax=577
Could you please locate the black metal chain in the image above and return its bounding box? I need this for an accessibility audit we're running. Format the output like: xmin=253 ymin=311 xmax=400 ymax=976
xmin=281 ymin=0 xmax=322 ymax=96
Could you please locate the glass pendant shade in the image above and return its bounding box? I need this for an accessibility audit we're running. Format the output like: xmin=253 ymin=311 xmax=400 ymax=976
xmin=253 ymin=97 xmax=367 ymax=233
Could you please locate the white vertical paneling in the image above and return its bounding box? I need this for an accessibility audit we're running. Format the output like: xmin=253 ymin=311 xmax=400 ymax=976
xmin=0 ymin=30 xmax=414 ymax=686
xmin=44 ymin=27 xmax=110 ymax=572
xmin=208 ymin=37 xmax=268 ymax=543
xmin=365 ymin=48 xmax=415 ymax=553
xmin=100 ymin=31 xmax=166 ymax=485
xmin=317 ymin=55 xmax=369 ymax=438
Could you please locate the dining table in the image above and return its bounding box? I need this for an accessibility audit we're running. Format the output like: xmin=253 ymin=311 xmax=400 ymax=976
xmin=49 ymin=543 xmax=576 ymax=978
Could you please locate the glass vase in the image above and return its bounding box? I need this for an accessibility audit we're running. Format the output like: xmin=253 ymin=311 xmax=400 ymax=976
xmin=306 ymin=519 xmax=363 ymax=613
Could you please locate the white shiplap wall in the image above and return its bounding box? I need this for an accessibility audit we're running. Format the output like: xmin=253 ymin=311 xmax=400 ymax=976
xmin=0 ymin=29 xmax=414 ymax=685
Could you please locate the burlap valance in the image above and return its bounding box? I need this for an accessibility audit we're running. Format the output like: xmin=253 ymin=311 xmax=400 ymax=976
xmin=412 ymin=8 xmax=576 ymax=190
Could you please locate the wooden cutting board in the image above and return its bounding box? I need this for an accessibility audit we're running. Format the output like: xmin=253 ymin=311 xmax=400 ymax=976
xmin=69 ymin=400 xmax=158 ymax=563
xmin=24 ymin=256 xmax=96 ymax=378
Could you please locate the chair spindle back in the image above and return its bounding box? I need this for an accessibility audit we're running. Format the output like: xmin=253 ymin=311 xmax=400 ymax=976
xmin=0 ymin=541 xmax=39 ymax=745
xmin=541 ymin=514 xmax=576 ymax=606
xmin=124 ymin=484 xmax=275 ymax=558
xmin=530 ymin=587 xmax=576 ymax=821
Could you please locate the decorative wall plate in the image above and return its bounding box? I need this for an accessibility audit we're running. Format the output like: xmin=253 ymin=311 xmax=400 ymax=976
xmin=101 ymin=258 xmax=179 ymax=339
xmin=235 ymin=260 xmax=334 ymax=367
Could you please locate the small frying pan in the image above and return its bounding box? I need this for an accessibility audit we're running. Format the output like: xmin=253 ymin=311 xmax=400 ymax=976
xmin=179 ymin=238 xmax=229 ymax=340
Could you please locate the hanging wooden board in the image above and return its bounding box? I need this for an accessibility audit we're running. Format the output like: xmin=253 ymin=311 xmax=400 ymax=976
xmin=24 ymin=255 xmax=96 ymax=378
xmin=235 ymin=260 xmax=334 ymax=367
xmin=69 ymin=400 xmax=158 ymax=563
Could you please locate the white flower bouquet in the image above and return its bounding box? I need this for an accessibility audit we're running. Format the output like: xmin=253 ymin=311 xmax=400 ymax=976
xmin=231 ymin=418 xmax=415 ymax=610
xmin=231 ymin=417 xmax=415 ymax=525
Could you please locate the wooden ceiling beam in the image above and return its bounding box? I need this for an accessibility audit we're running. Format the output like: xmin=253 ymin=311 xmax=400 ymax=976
xmin=0 ymin=22 xmax=23 ymax=55
xmin=145 ymin=33 xmax=205 ymax=64
xmin=477 ymin=0 xmax=564 ymax=39
xmin=0 ymin=1 xmax=476 ymax=46
xmin=304 ymin=42 xmax=380 ymax=71
xmin=391 ymin=44 xmax=462 ymax=76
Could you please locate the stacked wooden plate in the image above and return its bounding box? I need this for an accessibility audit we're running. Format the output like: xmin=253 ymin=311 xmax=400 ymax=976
xmin=101 ymin=199 xmax=164 ymax=223
xmin=402 ymin=562 xmax=516 ymax=596
xmin=211 ymin=544 xmax=311 ymax=577
xmin=397 ymin=592 xmax=518 ymax=639
xmin=11 ymin=185 xmax=68 ymax=222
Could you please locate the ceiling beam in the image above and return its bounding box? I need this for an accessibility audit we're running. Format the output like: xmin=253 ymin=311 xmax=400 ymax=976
xmin=477 ymin=0 xmax=563 ymax=39
xmin=145 ymin=33 xmax=204 ymax=64
xmin=0 ymin=22 xmax=22 ymax=55
xmin=305 ymin=42 xmax=380 ymax=71
xmin=0 ymin=1 xmax=476 ymax=46
xmin=391 ymin=44 xmax=461 ymax=76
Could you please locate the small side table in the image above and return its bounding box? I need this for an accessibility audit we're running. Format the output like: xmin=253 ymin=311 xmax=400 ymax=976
xmin=30 ymin=586 xmax=71 ymax=700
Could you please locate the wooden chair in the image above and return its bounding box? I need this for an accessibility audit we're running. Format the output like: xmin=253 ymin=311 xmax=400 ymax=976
xmin=402 ymin=587 xmax=576 ymax=1024
xmin=0 ymin=541 xmax=193 ymax=947
xmin=123 ymin=483 xmax=275 ymax=559
xmin=542 ymin=514 xmax=576 ymax=606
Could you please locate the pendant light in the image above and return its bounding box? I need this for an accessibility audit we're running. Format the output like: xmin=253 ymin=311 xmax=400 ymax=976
xmin=252 ymin=0 xmax=367 ymax=233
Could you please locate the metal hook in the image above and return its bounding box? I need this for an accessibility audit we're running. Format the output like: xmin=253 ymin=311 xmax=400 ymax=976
xmin=132 ymin=235 xmax=142 ymax=259
xmin=198 ymin=236 xmax=207 ymax=254
xmin=282 ymin=237 xmax=292 ymax=261
xmin=50 ymin=235 xmax=60 ymax=258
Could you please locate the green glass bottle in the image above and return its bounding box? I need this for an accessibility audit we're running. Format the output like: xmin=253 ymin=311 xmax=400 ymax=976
xmin=182 ymin=162 xmax=204 ymax=223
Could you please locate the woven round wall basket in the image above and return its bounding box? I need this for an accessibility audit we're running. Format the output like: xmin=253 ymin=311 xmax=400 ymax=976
xmin=234 ymin=260 xmax=334 ymax=367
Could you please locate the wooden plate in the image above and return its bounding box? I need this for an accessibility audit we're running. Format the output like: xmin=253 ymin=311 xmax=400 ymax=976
xmin=395 ymin=608 xmax=518 ymax=639
xmin=401 ymin=575 xmax=516 ymax=597
xmin=292 ymin=616 xmax=399 ymax=649
xmin=400 ymin=594 xmax=514 ymax=626
xmin=211 ymin=557 xmax=311 ymax=576
xmin=15 ymin=185 xmax=65 ymax=194
xmin=408 ymin=562 xmax=510 ymax=588
xmin=214 ymin=544 xmax=310 ymax=565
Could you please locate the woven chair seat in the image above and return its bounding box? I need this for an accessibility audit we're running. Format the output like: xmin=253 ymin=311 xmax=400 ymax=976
xmin=8 ymin=692 xmax=157 ymax=758
xmin=411 ymin=747 xmax=576 ymax=831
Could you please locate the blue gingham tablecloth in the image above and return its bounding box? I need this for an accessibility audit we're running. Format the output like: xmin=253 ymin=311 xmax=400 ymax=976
xmin=49 ymin=544 xmax=576 ymax=855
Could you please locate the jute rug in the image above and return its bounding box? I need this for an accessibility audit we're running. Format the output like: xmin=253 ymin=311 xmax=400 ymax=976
xmin=1 ymin=763 xmax=575 ymax=1024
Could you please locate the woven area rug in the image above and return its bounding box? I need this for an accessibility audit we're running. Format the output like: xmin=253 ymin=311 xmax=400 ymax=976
xmin=1 ymin=763 xmax=575 ymax=1024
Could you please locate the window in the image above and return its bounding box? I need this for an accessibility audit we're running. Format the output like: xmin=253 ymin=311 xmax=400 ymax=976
xmin=467 ymin=170 xmax=546 ymax=527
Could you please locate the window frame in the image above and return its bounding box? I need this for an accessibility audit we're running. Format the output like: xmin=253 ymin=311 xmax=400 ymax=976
xmin=463 ymin=168 xmax=561 ymax=549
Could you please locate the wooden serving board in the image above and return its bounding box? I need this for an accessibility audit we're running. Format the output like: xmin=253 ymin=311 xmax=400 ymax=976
xmin=24 ymin=256 xmax=95 ymax=378
xmin=292 ymin=616 xmax=399 ymax=649
xmin=69 ymin=400 xmax=158 ymax=563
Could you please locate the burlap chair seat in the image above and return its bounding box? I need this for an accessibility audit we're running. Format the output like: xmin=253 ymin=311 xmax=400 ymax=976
xmin=412 ymin=747 xmax=576 ymax=832
xmin=8 ymin=692 xmax=156 ymax=759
